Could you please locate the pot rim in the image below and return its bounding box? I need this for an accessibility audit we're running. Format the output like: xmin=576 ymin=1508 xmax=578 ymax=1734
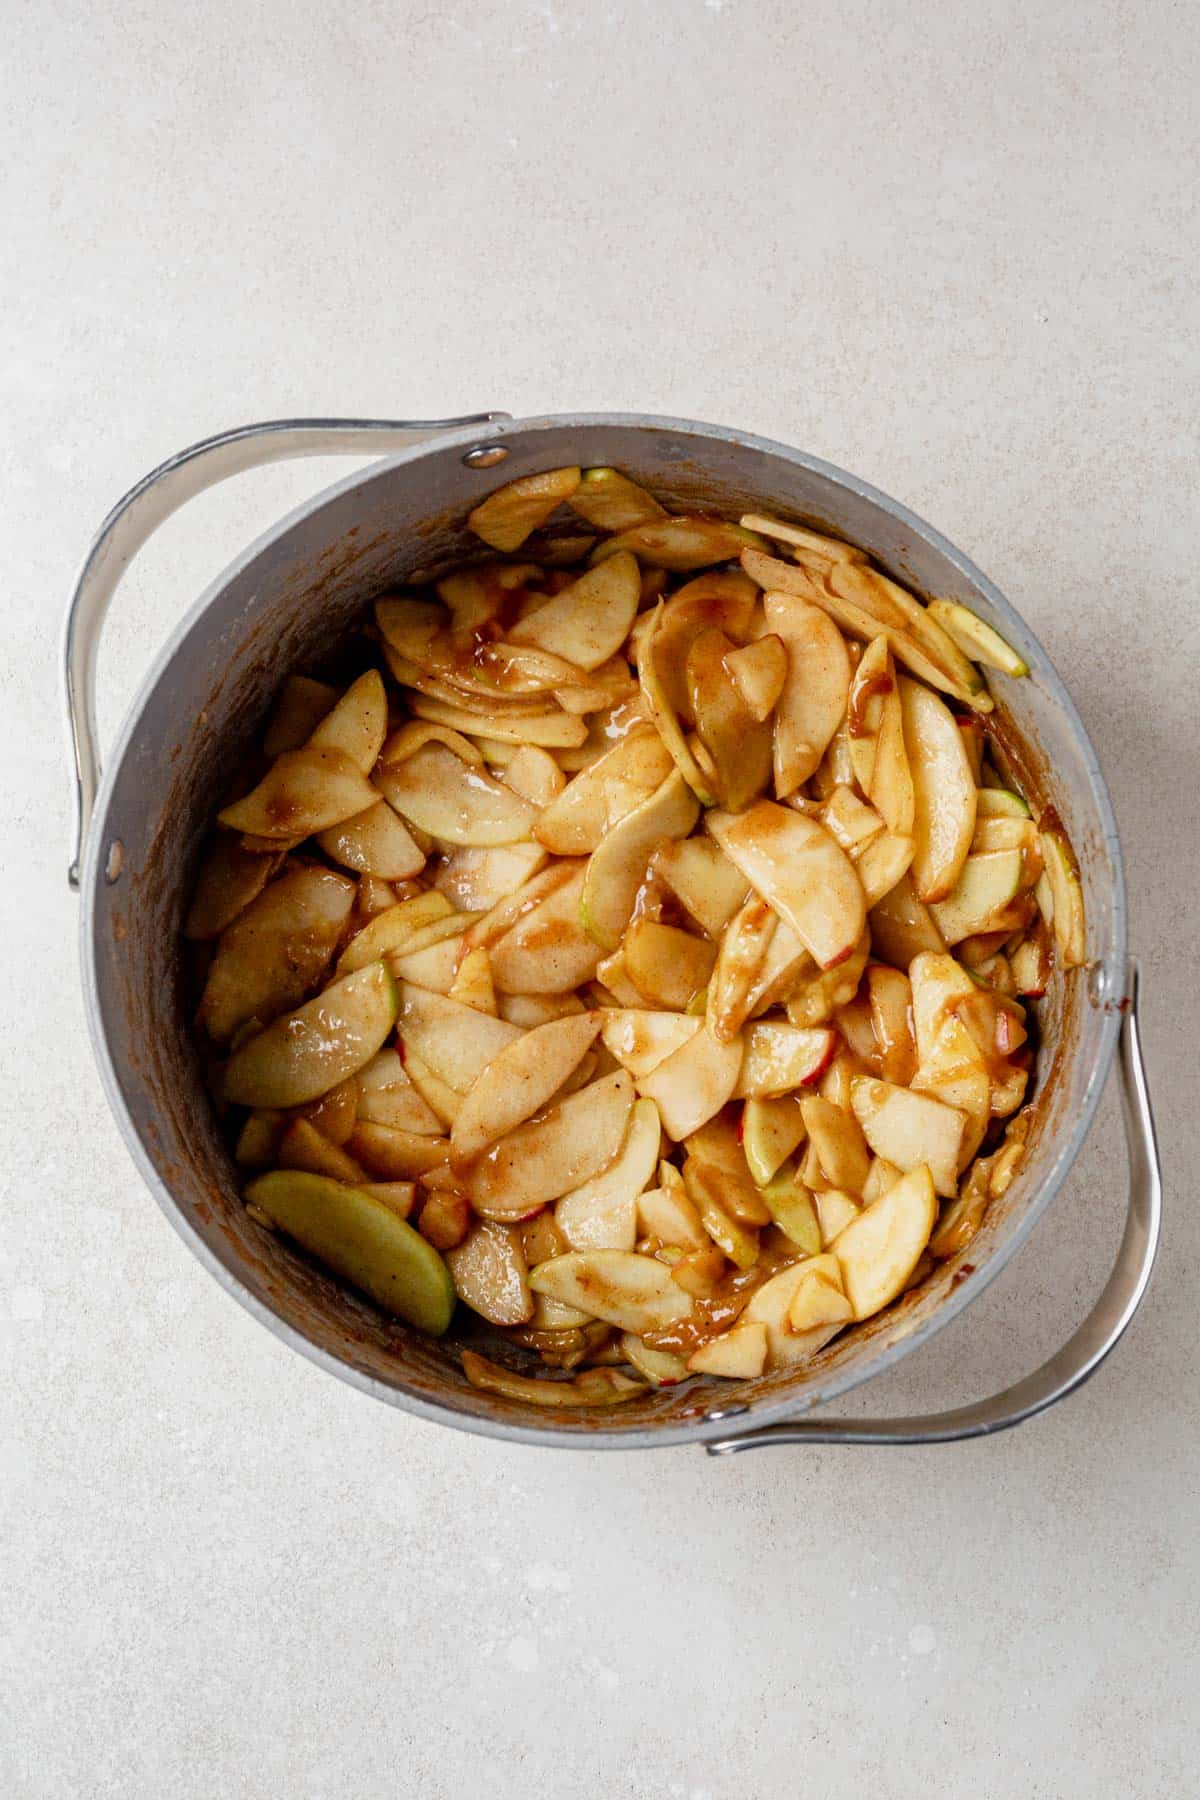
xmin=80 ymin=411 xmax=1127 ymax=1449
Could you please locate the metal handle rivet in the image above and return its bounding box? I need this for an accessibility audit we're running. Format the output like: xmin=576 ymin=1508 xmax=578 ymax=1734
xmin=104 ymin=840 xmax=124 ymax=883
xmin=463 ymin=445 xmax=509 ymax=469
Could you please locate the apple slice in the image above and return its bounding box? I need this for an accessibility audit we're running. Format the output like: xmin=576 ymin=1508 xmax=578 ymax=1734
xmin=761 ymin=588 xmax=851 ymax=795
xmin=707 ymin=896 xmax=778 ymax=1041
xmin=600 ymin=1010 xmax=702 ymax=1078
xmin=634 ymin=1025 xmax=744 ymax=1141
xmin=396 ymin=984 xmax=522 ymax=1095
xmin=416 ymin=1191 xmax=471 ymax=1251
xmin=851 ymin=829 xmax=915 ymax=908
xmin=850 ymin=1077 xmax=966 ymax=1197
xmin=740 ymin=513 xmax=868 ymax=562
xmin=435 ymin=843 xmax=548 ymax=913
xmin=637 ymin=1173 xmax=708 ymax=1249
xmin=976 ymin=786 xmax=1032 ymax=820
xmin=345 ymin=1123 xmax=450 ymax=1179
xmin=686 ymin=626 xmax=773 ymax=810
xmin=783 ymin=929 xmax=870 ymax=1028
xmin=262 ymin=674 xmax=339 ymax=756
xmin=409 ymin=693 xmax=588 ymax=749
xmin=184 ymin=836 xmax=284 ymax=940
xmin=555 ymin=1097 xmax=660 ymax=1251
xmin=687 ymin=1321 xmax=768 ymax=1378
xmin=742 ymin=1265 xmax=844 ymax=1369
xmin=338 ymin=892 xmax=456 ymax=974
xmin=621 ymin=1334 xmax=689 ymax=1386
xmin=911 ymin=1015 xmax=990 ymax=1166
xmin=734 ymin=1024 xmax=836 ymax=1098
xmin=467 ymin=466 xmax=581 ymax=551
xmin=623 ymin=920 xmax=717 ymax=1011
xmin=528 ymin=1249 xmax=692 ymax=1333
xmin=580 ymin=771 xmax=699 ymax=951
xmin=929 ymin=850 xmax=1023 ymax=945
xmin=535 ymin=730 xmax=673 ymax=855
xmin=487 ymin=865 xmax=601 ymax=994
xmin=389 ymin=930 xmax=468 ymax=994
xmin=445 ymin=1220 xmax=533 ymax=1325
xmin=820 ymin=784 xmax=885 ymax=855
xmin=217 ymin=746 xmax=379 ymax=840
xmin=908 ymin=951 xmax=977 ymax=1064
xmin=815 ymin=1187 xmax=861 ymax=1246
xmin=848 ymin=636 xmax=914 ymax=836
xmin=592 ymin=516 xmax=765 ymax=571
xmin=898 ymin=676 xmax=977 ymax=902
xmin=245 ymin=1170 xmax=454 ymax=1332
xmin=224 ymin=962 xmax=397 ymax=1108
xmin=831 ymin=1163 xmax=937 ymax=1320
xmin=460 ymin=1353 xmax=646 ymax=1406
xmin=866 ymin=965 xmax=916 ymax=1086
xmin=683 ymin=1162 xmax=760 ymax=1269
xmin=741 ymin=1094 xmax=807 ymax=1185
xmin=446 ymin=945 xmax=497 ymax=1015
xmin=709 ymin=802 xmax=865 ymax=971
xmin=376 ymin=743 xmax=536 ymax=847
xmin=497 ymin=744 xmax=565 ymax=807
xmin=868 ymin=871 xmax=946 ymax=968
xmin=926 ymin=599 xmax=1028 ymax=677
xmin=306 ymin=669 xmax=388 ymax=773
xmin=785 ymin=1254 xmax=853 ymax=1331
xmin=800 ymin=1095 xmax=871 ymax=1195
xmin=198 ymin=866 xmax=355 ymax=1043
xmin=357 ymin=1060 xmax=443 ymax=1137
xmin=506 ymin=552 xmax=640 ymax=670
xmin=652 ymin=836 xmax=749 ymax=938
xmin=1038 ymin=810 xmax=1086 ymax=967
xmin=758 ymin=1163 xmax=821 ymax=1253
xmin=725 ymin=634 xmax=788 ymax=722
xmin=324 ymin=788 xmax=427 ymax=880
xmin=466 ymin=1071 xmax=634 ymax=1219
xmin=567 ymin=466 xmax=666 ymax=531
xmin=400 ymin=1052 xmax=461 ymax=1129
xmin=450 ymin=1012 xmax=602 ymax=1167
xmin=276 ymin=1117 xmax=365 ymax=1183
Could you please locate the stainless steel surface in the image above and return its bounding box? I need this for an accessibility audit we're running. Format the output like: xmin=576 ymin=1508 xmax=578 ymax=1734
xmin=72 ymin=412 xmax=1141 ymax=1449
xmin=62 ymin=414 xmax=511 ymax=887
xmin=707 ymin=960 xmax=1159 ymax=1451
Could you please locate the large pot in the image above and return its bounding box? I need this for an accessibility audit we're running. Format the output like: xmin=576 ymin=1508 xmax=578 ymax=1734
xmin=64 ymin=413 xmax=1161 ymax=1452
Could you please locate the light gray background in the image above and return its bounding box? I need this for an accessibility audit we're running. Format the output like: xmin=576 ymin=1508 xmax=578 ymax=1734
xmin=2 ymin=3 xmax=1197 ymax=1796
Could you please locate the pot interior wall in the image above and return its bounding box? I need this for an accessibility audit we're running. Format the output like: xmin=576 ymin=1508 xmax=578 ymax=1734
xmin=84 ymin=418 xmax=1124 ymax=1445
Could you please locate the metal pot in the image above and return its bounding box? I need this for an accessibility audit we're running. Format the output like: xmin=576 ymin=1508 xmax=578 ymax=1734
xmin=64 ymin=413 xmax=1161 ymax=1453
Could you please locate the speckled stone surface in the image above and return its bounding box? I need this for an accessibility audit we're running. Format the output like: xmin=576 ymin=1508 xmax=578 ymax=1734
xmin=2 ymin=2 xmax=1197 ymax=1795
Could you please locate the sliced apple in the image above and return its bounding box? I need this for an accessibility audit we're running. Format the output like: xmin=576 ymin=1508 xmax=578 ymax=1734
xmin=743 ymin=1265 xmax=844 ymax=1369
xmin=820 ymin=785 xmax=885 ymax=856
xmin=466 ymin=1071 xmax=634 ymax=1218
xmin=450 ymin=1012 xmax=602 ymax=1167
xmin=687 ymin=1321 xmax=768 ymax=1378
xmin=623 ymin=919 xmax=717 ymax=1011
xmin=741 ymin=513 xmax=867 ymax=563
xmin=1038 ymin=811 xmax=1086 ymax=967
xmin=800 ymin=1095 xmax=871 ymax=1195
xmin=567 ymin=466 xmax=666 ymax=531
xmin=445 ymin=1220 xmax=533 ymax=1325
xmin=337 ymin=891 xmax=456 ymax=974
xmin=486 ymin=864 xmax=601 ymax=994
xmin=381 ymin=720 xmax=486 ymax=769
xmin=785 ymin=1254 xmax=853 ymax=1331
xmin=580 ymin=771 xmax=700 ymax=951
xmin=735 ymin=1024 xmax=836 ymax=1098
xmin=725 ymin=634 xmax=788 ymax=722
xmin=306 ymin=669 xmax=388 ymax=774
xmin=198 ymin=866 xmax=355 ymax=1043
xmin=815 ymin=1187 xmax=860 ymax=1246
xmin=761 ymin=588 xmax=852 ymax=795
xmin=851 ymin=829 xmax=915 ymax=908
xmin=621 ymin=1334 xmax=689 ymax=1386
xmin=396 ymin=984 xmax=522 ymax=1095
xmin=652 ymin=836 xmax=749 ymax=938
xmin=389 ymin=931 xmax=468 ymax=994
xmin=262 ymin=673 xmax=339 ymax=757
xmin=345 ymin=1122 xmax=450 ymax=1179
xmin=708 ymin=802 xmax=865 ymax=971
xmin=908 ymin=951 xmax=977 ymax=1064
xmin=682 ymin=1162 xmax=760 ymax=1269
xmin=245 ymin=1170 xmax=454 ymax=1332
xmin=409 ymin=693 xmax=588 ymax=749
xmin=277 ymin=1117 xmax=365 ymax=1184
xmin=435 ymin=842 xmax=548 ymax=913
xmin=592 ymin=515 xmax=765 ymax=571
xmin=315 ymin=798 xmax=426 ymax=881
xmin=976 ymin=786 xmax=1032 ymax=820
xmin=183 ymin=835 xmax=283 ymax=940
xmin=501 ymin=744 xmax=565 ymax=807
xmin=600 ymin=1010 xmax=702 ymax=1078
xmin=848 ymin=636 xmax=914 ymax=836
xmin=555 ymin=1097 xmax=660 ymax=1250
xmin=929 ymin=850 xmax=1023 ymax=945
xmin=868 ymin=872 xmax=946 ymax=968
xmin=534 ymin=730 xmax=673 ymax=855
xmin=217 ymin=746 xmax=378 ymax=840
xmin=741 ymin=1094 xmax=807 ymax=1185
xmin=529 ymin=1249 xmax=692 ymax=1333
xmin=707 ymin=896 xmax=778 ymax=1041
xmin=447 ymin=945 xmax=497 ymax=1014
xmin=224 ymin=962 xmax=397 ymax=1108
xmin=758 ymin=1163 xmax=821 ymax=1253
xmin=468 ymin=466 xmax=581 ymax=551
xmin=686 ymin=626 xmax=773 ymax=810
xmin=926 ymin=599 xmax=1028 ymax=677
xmin=783 ymin=929 xmax=870 ymax=1028
xmin=637 ymin=1175 xmax=708 ymax=1250
xmin=866 ymin=964 xmax=916 ymax=1086
xmin=911 ymin=1014 xmax=990 ymax=1166
xmin=634 ymin=1025 xmax=743 ymax=1141
xmin=376 ymin=743 xmax=536 ymax=847
xmin=506 ymin=552 xmax=640 ymax=670
xmin=898 ymin=676 xmax=977 ymax=902
xmin=831 ymin=1163 xmax=937 ymax=1320
xmin=460 ymin=1352 xmax=646 ymax=1406
xmin=357 ymin=1049 xmax=444 ymax=1136
xmin=399 ymin=1052 xmax=461 ymax=1130
xmin=850 ymin=1077 xmax=966 ymax=1198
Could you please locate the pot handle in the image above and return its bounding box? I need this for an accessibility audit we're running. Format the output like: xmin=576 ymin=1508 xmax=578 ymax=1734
xmin=705 ymin=959 xmax=1160 ymax=1454
xmin=63 ymin=413 xmax=511 ymax=888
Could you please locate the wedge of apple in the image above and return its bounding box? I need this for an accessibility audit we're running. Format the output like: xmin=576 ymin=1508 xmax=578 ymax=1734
xmin=687 ymin=1322 xmax=768 ymax=1378
xmin=344 ymin=1122 xmax=451 ymax=1179
xmin=708 ymin=802 xmax=866 ymax=971
xmin=652 ymin=838 xmax=749 ymax=938
xmin=725 ymin=634 xmax=788 ymax=722
xmin=848 ymin=636 xmax=914 ymax=837
xmin=831 ymin=1163 xmax=937 ymax=1320
xmin=534 ymin=730 xmax=672 ymax=854
xmin=1038 ymin=810 xmax=1086 ymax=967
xmin=599 ymin=1009 xmax=702 ymax=1078
xmin=815 ymin=1187 xmax=860 ymax=1247
xmin=357 ymin=1050 xmax=445 ymax=1136
xmin=466 ymin=1071 xmax=634 ymax=1219
xmin=183 ymin=835 xmax=284 ymax=940
xmin=929 ymin=850 xmax=1023 ymax=945
xmin=306 ymin=669 xmax=388 ymax=773
xmin=783 ymin=929 xmax=870 ymax=1028
xmin=315 ymin=797 xmax=426 ymax=881
xmin=389 ymin=930 xmax=470 ymax=994
xmin=735 ymin=1024 xmax=836 ymax=1098
xmin=460 ymin=1352 xmax=646 ymax=1406
xmin=224 ymin=962 xmax=397 ymax=1108
xmin=505 ymin=551 xmax=640 ymax=671
xmin=911 ymin=1013 xmax=990 ymax=1167
xmin=633 ymin=1024 xmax=744 ymax=1141
xmin=198 ymin=866 xmax=355 ymax=1044
xmin=376 ymin=743 xmax=536 ymax=847
xmin=686 ymin=626 xmax=774 ymax=810
xmin=758 ymin=1163 xmax=821 ymax=1253
xmin=277 ymin=1117 xmax=365 ymax=1184
xmin=435 ymin=842 xmax=549 ymax=913
xmin=868 ymin=872 xmax=946 ymax=968
xmin=488 ymin=864 xmax=601 ymax=994
xmin=467 ymin=466 xmax=581 ymax=551
xmin=829 ymin=562 xmax=990 ymax=709
xmin=800 ymin=1095 xmax=871 ymax=1195
xmin=637 ymin=1173 xmax=708 ymax=1250
xmin=682 ymin=1163 xmax=760 ymax=1269
xmin=850 ymin=829 xmax=916 ymax=908
xmin=592 ymin=515 xmax=765 ymax=571
xmin=926 ymin=599 xmax=1028 ymax=677
xmin=580 ymin=770 xmax=699 ymax=951
xmin=563 ymin=465 xmax=665 ymax=531
xmin=908 ymin=951 xmax=978 ymax=1064
xmin=409 ymin=693 xmax=588 ymax=749
xmin=555 ymin=1097 xmax=660 ymax=1251
xmin=623 ymin=920 xmax=717 ymax=1010
xmin=820 ymin=784 xmax=885 ymax=856
xmin=396 ymin=984 xmax=522 ymax=1095
xmin=218 ymin=746 xmax=379 ymax=840
xmin=898 ymin=676 xmax=977 ymax=902
xmin=742 ymin=1265 xmax=844 ymax=1369
xmin=338 ymin=891 xmax=456 ymax=974
xmin=245 ymin=1169 xmax=454 ymax=1332
xmin=450 ymin=1012 xmax=602 ymax=1167
xmin=741 ymin=1094 xmax=807 ymax=1185
xmin=740 ymin=513 xmax=868 ymax=564
xmin=785 ymin=1254 xmax=853 ymax=1331
xmin=620 ymin=1334 xmax=689 ymax=1386
xmin=866 ymin=964 xmax=916 ymax=1085
xmin=707 ymin=896 xmax=779 ymax=1041
xmin=976 ymin=786 xmax=1032 ymax=820
xmin=762 ymin=589 xmax=851 ymax=795
xmin=850 ymin=1077 xmax=966 ymax=1197
xmin=528 ymin=1249 xmax=692 ymax=1333
xmin=447 ymin=945 xmax=497 ymax=1014
xmin=445 ymin=1220 xmax=533 ymax=1325
xmin=262 ymin=673 xmax=339 ymax=757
